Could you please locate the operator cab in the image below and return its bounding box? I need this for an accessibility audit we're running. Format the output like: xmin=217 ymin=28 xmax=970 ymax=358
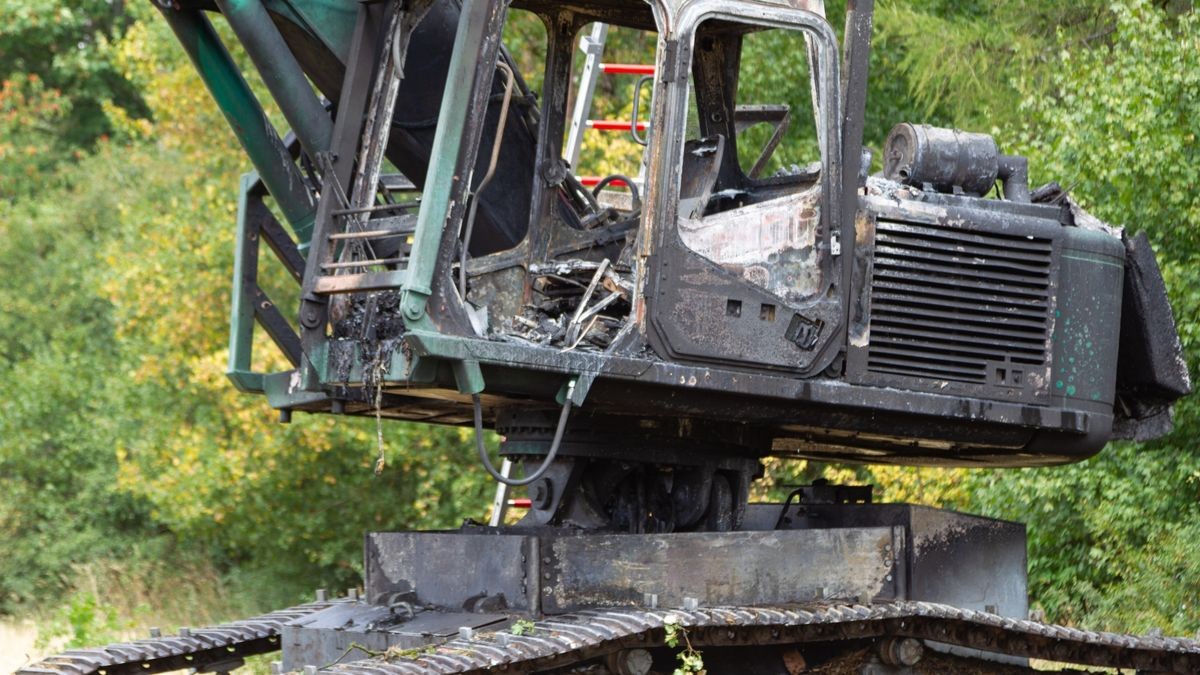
xmin=644 ymin=5 xmax=847 ymax=374
xmin=459 ymin=0 xmax=846 ymax=373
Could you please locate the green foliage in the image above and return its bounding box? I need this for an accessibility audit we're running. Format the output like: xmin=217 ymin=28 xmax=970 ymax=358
xmin=964 ymin=0 xmax=1200 ymax=633
xmin=0 ymin=75 xmax=70 ymax=199
xmin=510 ymin=619 xmax=537 ymax=636
xmin=735 ymin=29 xmax=820 ymax=175
xmin=37 ymin=593 xmax=128 ymax=650
xmin=31 ymin=557 xmax=270 ymax=652
xmin=1018 ymin=1 xmax=1200 ymax=254
xmin=0 ymin=2 xmax=490 ymax=623
xmin=0 ymin=147 xmax=161 ymax=611
xmin=0 ymin=1 xmax=151 ymax=149
xmin=873 ymin=0 xmax=1111 ymax=131
xmin=379 ymin=644 xmax=437 ymax=661
xmin=663 ymin=615 xmax=705 ymax=675
xmin=966 ymin=435 xmax=1200 ymax=632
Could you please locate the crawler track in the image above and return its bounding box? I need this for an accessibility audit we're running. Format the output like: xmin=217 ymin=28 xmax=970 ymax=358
xmin=325 ymin=602 xmax=1200 ymax=674
xmin=22 ymin=600 xmax=1200 ymax=674
xmin=16 ymin=599 xmax=337 ymax=675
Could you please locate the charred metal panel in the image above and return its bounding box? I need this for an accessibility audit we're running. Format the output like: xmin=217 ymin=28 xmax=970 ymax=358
xmin=848 ymin=192 xmax=1066 ymax=405
xmin=542 ymin=528 xmax=904 ymax=612
xmin=678 ymin=186 xmax=823 ymax=302
xmin=650 ymin=250 xmax=840 ymax=374
xmin=906 ymin=506 xmax=1027 ymax=618
xmin=1050 ymin=226 xmax=1125 ymax=412
xmin=747 ymin=502 xmax=1027 ymax=619
xmin=366 ymin=528 xmax=904 ymax=617
xmin=644 ymin=5 xmax=848 ymax=378
xmin=366 ymin=532 xmax=537 ymax=612
xmin=395 ymin=330 xmax=1111 ymax=465
xmin=866 ymin=219 xmax=1053 ymax=392
xmin=1113 ymin=231 xmax=1192 ymax=439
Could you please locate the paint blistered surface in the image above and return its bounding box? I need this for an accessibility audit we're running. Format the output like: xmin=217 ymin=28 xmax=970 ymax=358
xmin=679 ymin=185 xmax=822 ymax=303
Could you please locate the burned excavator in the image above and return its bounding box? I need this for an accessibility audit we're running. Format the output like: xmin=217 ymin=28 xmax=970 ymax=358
xmin=21 ymin=0 xmax=1196 ymax=672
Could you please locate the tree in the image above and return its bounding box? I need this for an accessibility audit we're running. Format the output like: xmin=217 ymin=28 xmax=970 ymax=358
xmin=966 ymin=0 xmax=1200 ymax=631
xmin=0 ymin=1 xmax=150 ymax=150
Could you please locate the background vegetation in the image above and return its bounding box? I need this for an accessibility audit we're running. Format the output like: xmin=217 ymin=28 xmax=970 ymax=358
xmin=1 ymin=0 xmax=1197 ymax=660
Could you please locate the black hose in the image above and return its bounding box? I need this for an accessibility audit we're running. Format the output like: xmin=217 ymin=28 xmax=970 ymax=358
xmin=773 ymin=486 xmax=807 ymax=530
xmin=592 ymin=174 xmax=641 ymax=212
xmin=473 ymin=393 xmax=573 ymax=487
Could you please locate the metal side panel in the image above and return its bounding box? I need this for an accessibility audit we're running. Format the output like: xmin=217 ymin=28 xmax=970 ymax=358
xmin=365 ymin=528 xmax=904 ymax=618
xmin=542 ymin=527 xmax=904 ymax=613
xmin=747 ymin=503 xmax=1027 ymax=619
xmin=366 ymin=532 xmax=538 ymax=612
xmin=905 ymin=505 xmax=1027 ymax=619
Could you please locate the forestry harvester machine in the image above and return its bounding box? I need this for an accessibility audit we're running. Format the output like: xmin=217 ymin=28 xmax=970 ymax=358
xmin=23 ymin=0 xmax=1197 ymax=672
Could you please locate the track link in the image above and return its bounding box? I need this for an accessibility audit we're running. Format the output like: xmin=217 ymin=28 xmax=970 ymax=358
xmin=19 ymin=600 xmax=1200 ymax=673
xmin=16 ymin=599 xmax=338 ymax=675
xmin=322 ymin=602 xmax=1200 ymax=674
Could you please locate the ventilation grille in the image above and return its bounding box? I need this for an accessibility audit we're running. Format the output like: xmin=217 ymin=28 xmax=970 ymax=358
xmin=866 ymin=220 xmax=1053 ymax=385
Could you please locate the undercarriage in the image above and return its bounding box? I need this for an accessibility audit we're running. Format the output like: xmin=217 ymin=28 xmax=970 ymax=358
xmin=20 ymin=466 xmax=1200 ymax=674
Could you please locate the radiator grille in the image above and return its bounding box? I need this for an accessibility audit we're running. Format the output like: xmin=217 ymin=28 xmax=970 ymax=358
xmin=866 ymin=220 xmax=1053 ymax=384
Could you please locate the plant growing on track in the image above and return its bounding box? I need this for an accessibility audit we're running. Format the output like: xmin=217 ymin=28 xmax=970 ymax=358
xmin=663 ymin=614 xmax=705 ymax=675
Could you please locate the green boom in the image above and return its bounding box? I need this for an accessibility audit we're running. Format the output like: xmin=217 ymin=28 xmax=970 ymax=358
xmin=157 ymin=6 xmax=317 ymax=246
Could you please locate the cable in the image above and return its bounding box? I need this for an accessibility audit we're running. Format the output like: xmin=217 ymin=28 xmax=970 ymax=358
xmin=473 ymin=392 xmax=573 ymax=487
xmin=591 ymin=174 xmax=641 ymax=212
xmin=773 ymin=486 xmax=806 ymax=530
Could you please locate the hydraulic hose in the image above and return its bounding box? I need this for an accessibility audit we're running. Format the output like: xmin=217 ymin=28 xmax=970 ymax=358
xmin=592 ymin=173 xmax=641 ymax=212
xmin=473 ymin=392 xmax=572 ymax=487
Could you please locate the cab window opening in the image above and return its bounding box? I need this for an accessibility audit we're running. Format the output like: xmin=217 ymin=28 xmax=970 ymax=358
xmin=676 ymin=17 xmax=828 ymax=306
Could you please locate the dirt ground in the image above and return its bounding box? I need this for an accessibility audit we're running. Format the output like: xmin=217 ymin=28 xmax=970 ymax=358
xmin=0 ymin=619 xmax=43 ymax=674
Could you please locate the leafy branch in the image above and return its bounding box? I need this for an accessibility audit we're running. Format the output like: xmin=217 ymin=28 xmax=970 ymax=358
xmin=663 ymin=614 xmax=706 ymax=675
xmin=511 ymin=618 xmax=537 ymax=636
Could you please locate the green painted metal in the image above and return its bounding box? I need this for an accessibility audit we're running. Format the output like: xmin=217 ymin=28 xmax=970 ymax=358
xmin=1052 ymin=227 xmax=1126 ymax=406
xmin=158 ymin=6 xmax=317 ymax=246
xmin=558 ymin=373 xmax=594 ymax=407
xmin=451 ymin=359 xmax=486 ymax=395
xmin=264 ymin=371 xmax=329 ymax=409
xmin=215 ymin=0 xmax=334 ymax=159
xmin=400 ymin=0 xmax=499 ymax=324
xmin=263 ymin=0 xmax=357 ymax=63
xmin=227 ymin=172 xmax=265 ymax=393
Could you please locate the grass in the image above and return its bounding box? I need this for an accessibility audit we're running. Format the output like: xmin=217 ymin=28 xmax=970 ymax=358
xmin=12 ymin=556 xmax=285 ymax=670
